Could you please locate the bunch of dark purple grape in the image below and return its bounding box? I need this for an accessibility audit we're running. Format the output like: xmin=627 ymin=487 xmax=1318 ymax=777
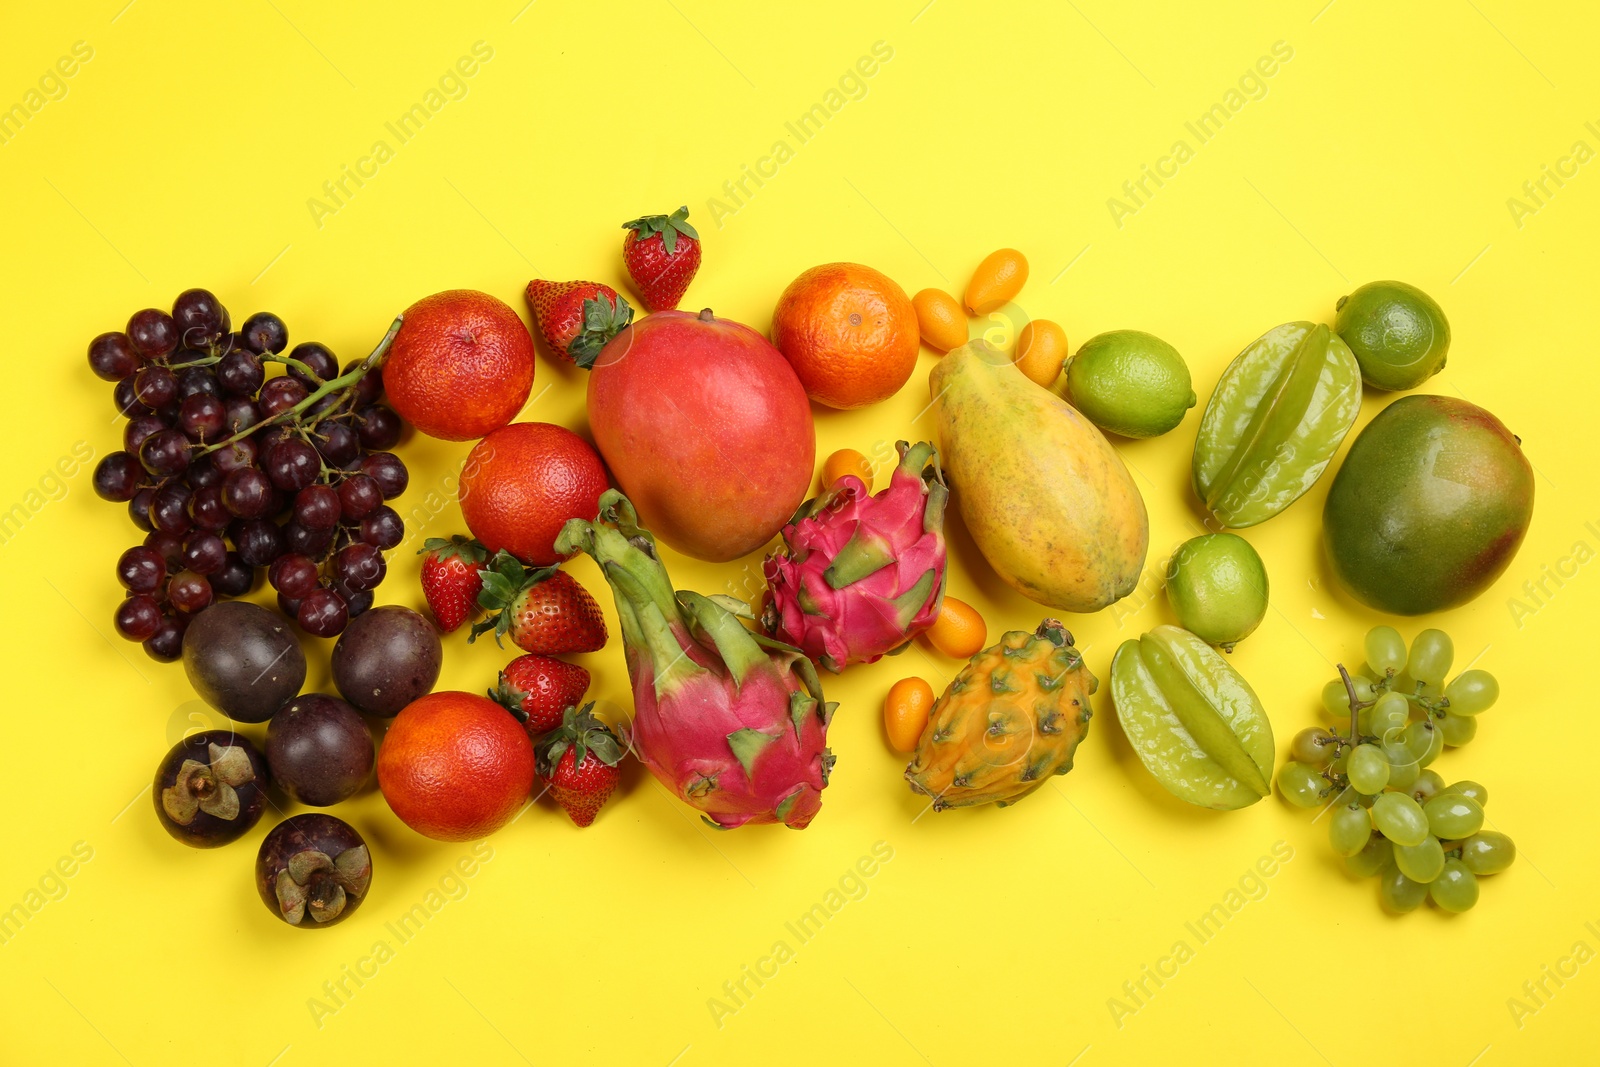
xmin=90 ymin=288 xmax=409 ymax=657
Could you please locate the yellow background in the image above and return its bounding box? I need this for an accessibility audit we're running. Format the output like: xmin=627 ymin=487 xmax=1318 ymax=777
xmin=2 ymin=1 xmax=1597 ymax=1064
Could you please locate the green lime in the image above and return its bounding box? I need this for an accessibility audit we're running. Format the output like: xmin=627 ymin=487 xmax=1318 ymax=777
xmin=1334 ymin=280 xmax=1450 ymax=391
xmin=1165 ymin=533 xmax=1268 ymax=651
xmin=1060 ymin=330 xmax=1196 ymax=438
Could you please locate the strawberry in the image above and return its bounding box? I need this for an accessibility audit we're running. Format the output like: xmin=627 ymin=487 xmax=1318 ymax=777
xmin=524 ymin=280 xmax=634 ymax=369
xmin=490 ymin=654 xmax=591 ymax=739
xmin=621 ymin=206 xmax=701 ymax=312
xmin=469 ymin=550 xmax=608 ymax=654
xmin=535 ymin=703 xmax=625 ymax=827
xmin=418 ymin=535 xmax=489 ymax=633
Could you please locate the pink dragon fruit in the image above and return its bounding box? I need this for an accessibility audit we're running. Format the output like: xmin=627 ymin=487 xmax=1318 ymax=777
xmin=554 ymin=491 xmax=835 ymax=830
xmin=762 ymin=441 xmax=948 ymax=673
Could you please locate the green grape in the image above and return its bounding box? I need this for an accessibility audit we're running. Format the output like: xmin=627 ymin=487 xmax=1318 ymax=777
xmin=1443 ymin=780 xmax=1489 ymax=807
xmin=1277 ymin=761 xmax=1325 ymax=808
xmin=1395 ymin=835 xmax=1446 ymax=882
xmin=1405 ymin=720 xmax=1443 ymax=767
xmin=1371 ymin=792 xmax=1429 ymax=846
xmin=1460 ymin=831 xmax=1516 ymax=875
xmin=1347 ymin=744 xmax=1390 ymax=794
xmin=1329 ymin=802 xmax=1373 ymax=857
xmin=1444 ymin=669 xmax=1498 ymax=715
xmin=1437 ymin=711 xmax=1477 ymax=747
xmin=1409 ymin=769 xmax=1446 ymax=803
xmin=1320 ymin=679 xmax=1353 ymax=721
xmin=1330 ymin=747 xmax=1351 ymax=775
xmin=1344 ymin=835 xmax=1393 ymax=878
xmin=1289 ymin=727 xmax=1338 ymax=767
xmin=1352 ymin=676 xmax=1377 ymax=703
xmin=1381 ymin=740 xmax=1420 ymax=790
xmin=1365 ymin=625 xmax=1407 ymax=678
xmin=1424 ymin=794 xmax=1484 ymax=839
xmin=1369 ymin=692 xmax=1410 ymax=738
xmin=1429 ymin=858 xmax=1480 ymax=913
xmin=1406 ymin=629 xmax=1454 ymax=686
xmin=1379 ymin=862 xmax=1428 ymax=913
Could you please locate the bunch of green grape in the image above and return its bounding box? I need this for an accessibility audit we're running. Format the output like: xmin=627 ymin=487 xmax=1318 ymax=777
xmin=1276 ymin=625 xmax=1516 ymax=913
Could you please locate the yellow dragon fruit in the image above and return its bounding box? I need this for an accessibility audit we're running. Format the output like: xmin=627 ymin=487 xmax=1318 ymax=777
xmin=762 ymin=441 xmax=947 ymax=673
xmin=906 ymin=621 xmax=1096 ymax=810
xmin=555 ymin=492 xmax=835 ymax=830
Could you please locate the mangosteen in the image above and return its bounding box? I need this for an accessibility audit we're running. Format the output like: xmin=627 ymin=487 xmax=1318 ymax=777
xmin=153 ymin=729 xmax=270 ymax=847
xmin=183 ymin=601 xmax=306 ymax=723
xmin=255 ymin=813 xmax=371 ymax=928
xmin=266 ymin=694 xmax=374 ymax=806
xmin=330 ymin=605 xmax=442 ymax=717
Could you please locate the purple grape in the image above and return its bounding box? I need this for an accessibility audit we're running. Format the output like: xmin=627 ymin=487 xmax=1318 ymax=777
xmin=212 ymin=437 xmax=259 ymax=475
xmin=284 ymin=522 xmax=335 ymax=559
xmin=127 ymin=308 xmax=179 ymax=358
xmin=241 ymin=312 xmax=288 ymax=355
xmin=269 ymin=553 xmax=321 ymax=599
xmin=297 ymin=587 xmax=349 ymax=638
xmin=174 ymin=366 xmax=220 ymax=399
xmin=171 ymin=288 xmax=230 ymax=349
xmin=293 ymin=485 xmax=341 ymax=530
xmin=143 ymin=614 xmax=188 ymax=662
xmin=183 ymin=532 xmax=229 ymax=575
xmin=288 ymin=342 xmax=338 ymax=387
xmin=133 ymin=366 xmax=177 ymax=409
xmin=144 ymin=528 xmax=185 ymax=568
xmin=358 ymin=452 xmax=408 ymax=499
xmin=116 ymin=545 xmax=166 ymax=594
xmin=169 ymin=570 xmax=214 ymax=615
xmin=343 ymin=359 xmax=383 ymax=407
xmin=217 ymin=349 xmax=265 ymax=397
xmin=89 ymin=332 xmax=140 ymax=381
xmin=114 ymin=375 xmax=152 ymax=418
xmin=231 ymin=518 xmax=285 ymax=568
xmin=333 ymin=542 xmax=385 ymax=592
xmin=221 ymin=467 xmax=273 ymax=519
xmin=94 ymin=452 xmax=145 ymax=502
xmin=115 ymin=594 xmax=164 ymax=641
xmin=337 ymin=475 xmax=381 ymax=520
xmin=354 ymin=405 xmax=402 ymax=451
xmin=128 ymin=487 xmax=157 ymax=531
xmin=222 ymin=395 xmax=261 ymax=435
xmin=179 ymin=394 xmax=227 ymax=442
xmin=313 ymin=422 xmax=360 ymax=467
xmin=265 ymin=439 xmax=321 ymax=492
xmin=149 ymin=482 xmax=194 ymax=534
xmin=358 ymin=506 xmax=403 ymax=550
xmin=211 ymin=552 xmax=255 ymax=598
xmin=259 ymin=376 xmax=308 ymax=418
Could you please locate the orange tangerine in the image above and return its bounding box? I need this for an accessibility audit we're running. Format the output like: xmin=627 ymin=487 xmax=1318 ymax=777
xmin=925 ymin=596 xmax=987 ymax=659
xmin=965 ymin=249 xmax=1029 ymax=315
xmin=820 ymin=448 xmax=874 ymax=491
xmin=912 ymin=288 xmax=968 ymax=352
xmin=1015 ymin=319 xmax=1069 ymax=387
xmin=771 ymin=263 xmax=920 ymax=409
xmin=883 ymin=677 xmax=936 ymax=753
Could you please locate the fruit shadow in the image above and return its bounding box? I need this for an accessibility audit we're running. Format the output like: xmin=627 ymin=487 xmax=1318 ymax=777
xmin=1091 ymin=685 xmax=1247 ymax=825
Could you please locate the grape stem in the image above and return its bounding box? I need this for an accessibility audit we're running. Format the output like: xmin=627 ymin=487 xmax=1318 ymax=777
xmin=199 ymin=315 xmax=402 ymax=456
xmin=1335 ymin=663 xmax=1373 ymax=744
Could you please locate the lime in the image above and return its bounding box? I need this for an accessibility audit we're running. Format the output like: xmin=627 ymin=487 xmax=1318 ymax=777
xmin=1334 ymin=281 xmax=1450 ymax=391
xmin=1165 ymin=533 xmax=1268 ymax=651
xmin=1060 ymin=330 xmax=1195 ymax=438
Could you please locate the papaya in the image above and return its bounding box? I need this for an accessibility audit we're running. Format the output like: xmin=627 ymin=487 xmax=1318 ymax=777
xmin=930 ymin=341 xmax=1148 ymax=612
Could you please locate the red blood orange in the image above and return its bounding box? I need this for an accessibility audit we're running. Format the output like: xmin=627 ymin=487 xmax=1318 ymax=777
xmin=384 ymin=290 xmax=535 ymax=442
xmin=377 ymin=692 xmax=535 ymax=841
xmin=459 ymin=422 xmax=610 ymax=566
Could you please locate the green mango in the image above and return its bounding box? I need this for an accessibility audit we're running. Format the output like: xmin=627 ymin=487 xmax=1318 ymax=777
xmin=1323 ymin=394 xmax=1534 ymax=615
xmin=1192 ymin=322 xmax=1362 ymax=527
xmin=1110 ymin=625 xmax=1274 ymax=810
xmin=930 ymin=340 xmax=1148 ymax=613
